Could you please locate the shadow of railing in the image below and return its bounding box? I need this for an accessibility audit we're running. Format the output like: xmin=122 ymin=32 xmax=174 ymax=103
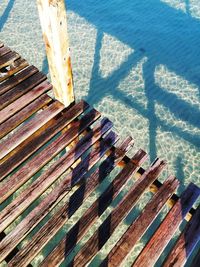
xmin=66 ymin=0 xmax=200 ymax=172
xmin=85 ymin=28 xmax=200 ymax=161
xmin=67 ymin=0 xmax=200 ymax=88
xmin=65 ymin=147 xmax=117 ymax=260
xmin=0 ymin=0 xmax=15 ymax=31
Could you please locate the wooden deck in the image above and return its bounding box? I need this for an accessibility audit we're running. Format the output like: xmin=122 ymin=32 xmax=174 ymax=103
xmin=0 ymin=43 xmax=200 ymax=267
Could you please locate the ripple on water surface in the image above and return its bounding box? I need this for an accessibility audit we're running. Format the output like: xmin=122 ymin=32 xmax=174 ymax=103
xmin=0 ymin=0 xmax=200 ymax=266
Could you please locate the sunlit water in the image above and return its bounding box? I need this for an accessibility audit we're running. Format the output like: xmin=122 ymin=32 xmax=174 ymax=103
xmin=0 ymin=0 xmax=200 ymax=266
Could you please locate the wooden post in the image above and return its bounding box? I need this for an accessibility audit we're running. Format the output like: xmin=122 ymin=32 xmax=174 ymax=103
xmin=37 ymin=0 xmax=74 ymax=107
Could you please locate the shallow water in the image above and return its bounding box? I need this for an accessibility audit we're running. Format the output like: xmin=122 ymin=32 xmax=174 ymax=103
xmin=0 ymin=0 xmax=200 ymax=266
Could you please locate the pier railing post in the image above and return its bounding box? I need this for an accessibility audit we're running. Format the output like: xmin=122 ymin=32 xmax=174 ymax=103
xmin=37 ymin=0 xmax=74 ymax=107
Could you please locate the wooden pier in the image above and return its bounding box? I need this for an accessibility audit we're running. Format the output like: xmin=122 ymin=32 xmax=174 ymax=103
xmin=0 ymin=43 xmax=200 ymax=266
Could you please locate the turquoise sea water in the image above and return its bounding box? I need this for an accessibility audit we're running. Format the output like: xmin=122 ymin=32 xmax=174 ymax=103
xmin=0 ymin=0 xmax=200 ymax=266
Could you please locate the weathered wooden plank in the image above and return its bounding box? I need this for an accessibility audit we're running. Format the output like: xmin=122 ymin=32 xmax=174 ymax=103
xmin=133 ymin=183 xmax=200 ymax=267
xmin=0 ymin=108 xmax=100 ymax=202
xmin=0 ymin=100 xmax=89 ymax=180
xmin=8 ymin=137 xmax=133 ymax=267
xmin=0 ymin=46 xmax=11 ymax=57
xmin=0 ymin=58 xmax=29 ymax=82
xmin=3 ymin=132 xmax=117 ymax=265
xmin=163 ymin=204 xmax=200 ymax=267
xmin=0 ymin=116 xmax=109 ymax=227
xmin=0 ymin=81 xmax=52 ymax=124
xmin=40 ymin=150 xmax=149 ymax=267
xmin=0 ymin=41 xmax=4 ymax=48
xmin=0 ymin=51 xmax=20 ymax=69
xmin=0 ymin=94 xmax=52 ymax=139
xmin=0 ymin=71 xmax=46 ymax=110
xmin=0 ymin=232 xmax=20 ymax=264
xmin=37 ymin=0 xmax=74 ymax=106
xmin=100 ymin=175 xmax=179 ymax=267
xmin=65 ymin=158 xmax=166 ymax=267
xmin=0 ymin=65 xmax=38 ymax=95
xmin=134 ymin=167 xmax=196 ymax=222
xmin=0 ymin=100 xmax=64 ymax=160
xmin=0 ymin=120 xmax=113 ymax=261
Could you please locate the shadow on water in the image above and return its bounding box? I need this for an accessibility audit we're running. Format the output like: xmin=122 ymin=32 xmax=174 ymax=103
xmin=176 ymin=155 xmax=185 ymax=194
xmin=0 ymin=1 xmax=199 ymax=265
xmin=68 ymin=0 xmax=200 ymax=87
xmin=0 ymin=0 xmax=15 ymax=31
xmin=64 ymin=148 xmax=117 ymax=263
xmin=67 ymin=0 xmax=200 ymax=163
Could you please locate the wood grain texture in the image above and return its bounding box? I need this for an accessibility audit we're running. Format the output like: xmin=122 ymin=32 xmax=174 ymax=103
xmin=0 ymin=94 xmax=52 ymax=139
xmin=0 ymin=119 xmax=113 ymax=262
xmin=8 ymin=133 xmax=128 ymax=267
xmin=0 ymin=51 xmax=20 ymax=68
xmin=0 ymin=71 xmax=46 ymax=110
xmin=0 ymin=116 xmax=109 ymax=227
xmin=163 ymin=204 xmax=200 ymax=267
xmin=4 ymin=132 xmax=116 ymax=264
xmin=132 ymin=167 xmax=195 ymax=222
xmin=37 ymin=0 xmax=74 ymax=106
xmin=100 ymin=175 xmax=179 ymax=267
xmin=133 ymin=183 xmax=200 ymax=267
xmin=40 ymin=149 xmax=148 ymax=267
xmin=0 ymin=232 xmax=20 ymax=264
xmin=0 ymin=46 xmax=11 ymax=57
xmin=0 ymin=44 xmax=199 ymax=267
xmin=0 ymin=108 xmax=99 ymax=203
xmin=0 ymin=65 xmax=38 ymax=95
xmin=66 ymin=158 xmax=166 ymax=267
xmin=0 ymin=58 xmax=29 ymax=82
xmin=0 ymin=100 xmax=89 ymax=180
xmin=0 ymin=100 xmax=64 ymax=160
xmin=0 ymin=80 xmax=52 ymax=124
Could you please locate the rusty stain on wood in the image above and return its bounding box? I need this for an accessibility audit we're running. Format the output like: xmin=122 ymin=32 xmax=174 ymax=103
xmin=8 ymin=137 xmax=132 ymax=267
xmin=0 ymin=44 xmax=199 ymax=267
xmin=37 ymin=0 xmax=74 ymax=107
xmin=133 ymin=183 xmax=200 ymax=267
xmin=163 ymin=204 xmax=200 ymax=267
xmin=101 ymin=175 xmax=180 ymax=267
